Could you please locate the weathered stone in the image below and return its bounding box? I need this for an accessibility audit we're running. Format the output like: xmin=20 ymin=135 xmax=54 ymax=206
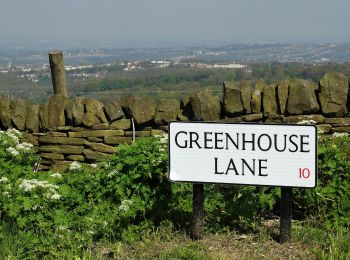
xmin=47 ymin=132 xmax=67 ymax=137
xmin=287 ymin=79 xmax=319 ymax=115
xmin=251 ymin=90 xmax=262 ymax=113
xmin=130 ymin=96 xmax=157 ymax=125
xmin=140 ymin=126 xmax=153 ymax=131
xmin=11 ymin=98 xmax=27 ymax=130
xmin=220 ymin=117 xmax=242 ymax=123
xmin=155 ymin=99 xmax=180 ymax=125
xmin=316 ymin=124 xmax=332 ymax=134
xmin=255 ymin=80 xmax=266 ymax=92
xmin=263 ymin=84 xmax=278 ymax=116
xmin=68 ymin=130 xmax=124 ymax=138
xmin=39 ymin=145 xmax=84 ymax=154
xmin=319 ymin=72 xmax=349 ymax=116
xmin=66 ymin=155 xmax=85 ymax=161
xmin=83 ymin=149 xmax=110 ymax=161
xmin=277 ymin=80 xmax=290 ymax=115
xmin=158 ymin=125 xmax=169 ymax=132
xmin=223 ymin=81 xmax=244 ymax=116
xmin=110 ymin=119 xmax=131 ymax=130
xmin=190 ymin=90 xmax=221 ymax=121
xmin=82 ymin=98 xmax=108 ymax=127
xmin=151 ymin=129 xmax=165 ymax=136
xmin=104 ymin=136 xmax=133 ymax=145
xmin=177 ymin=110 xmax=189 ymax=121
xmin=57 ymin=126 xmax=72 ymax=131
xmin=48 ymin=95 xmax=67 ymax=128
xmin=84 ymin=141 xmax=116 ymax=154
xmin=120 ymin=95 xmax=135 ymax=118
xmin=70 ymin=127 xmax=87 ymax=132
xmin=91 ymin=122 xmax=110 ymax=130
xmin=41 ymin=153 xmax=65 ymax=160
xmin=283 ymin=114 xmax=325 ymax=124
xmin=124 ymin=131 xmax=150 ymax=137
xmin=65 ymin=97 xmax=85 ymax=126
xmin=264 ymin=114 xmax=283 ymax=123
xmin=38 ymin=164 xmax=51 ymax=171
xmin=331 ymin=126 xmax=350 ymax=133
xmin=0 ymin=95 xmax=11 ymax=129
xmin=26 ymin=103 xmax=40 ymax=132
xmin=39 ymin=136 xmax=85 ymax=145
xmin=240 ymin=80 xmax=253 ymax=113
xmin=104 ymin=102 xmax=124 ymax=121
xmin=180 ymin=93 xmax=195 ymax=120
xmin=87 ymin=137 xmax=103 ymax=142
xmin=39 ymin=103 xmax=49 ymax=131
xmin=242 ymin=113 xmax=263 ymax=122
xmin=324 ymin=117 xmax=350 ymax=126
xmin=51 ymin=161 xmax=72 ymax=172
xmin=22 ymin=133 xmax=39 ymax=146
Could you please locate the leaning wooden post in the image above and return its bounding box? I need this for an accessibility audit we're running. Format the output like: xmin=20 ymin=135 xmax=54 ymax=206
xmin=49 ymin=50 xmax=68 ymax=97
xmin=280 ymin=187 xmax=292 ymax=243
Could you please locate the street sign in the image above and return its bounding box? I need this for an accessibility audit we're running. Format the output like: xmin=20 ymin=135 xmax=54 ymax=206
xmin=169 ymin=122 xmax=317 ymax=188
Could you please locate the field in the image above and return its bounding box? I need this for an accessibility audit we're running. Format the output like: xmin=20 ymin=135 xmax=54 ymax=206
xmin=0 ymin=129 xmax=349 ymax=259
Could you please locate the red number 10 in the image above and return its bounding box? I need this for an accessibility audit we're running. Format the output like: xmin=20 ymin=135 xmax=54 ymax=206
xmin=299 ymin=168 xmax=310 ymax=179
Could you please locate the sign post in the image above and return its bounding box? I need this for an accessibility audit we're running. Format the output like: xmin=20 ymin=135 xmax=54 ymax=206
xmin=168 ymin=122 xmax=317 ymax=242
xmin=191 ymin=183 xmax=204 ymax=240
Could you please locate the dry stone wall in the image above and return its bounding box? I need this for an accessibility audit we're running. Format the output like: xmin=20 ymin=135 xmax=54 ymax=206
xmin=0 ymin=72 xmax=349 ymax=170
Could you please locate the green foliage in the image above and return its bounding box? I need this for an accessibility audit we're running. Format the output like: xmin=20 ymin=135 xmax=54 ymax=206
xmin=0 ymin=129 xmax=349 ymax=258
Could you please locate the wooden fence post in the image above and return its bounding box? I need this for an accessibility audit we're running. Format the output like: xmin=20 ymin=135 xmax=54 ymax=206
xmin=49 ymin=50 xmax=68 ymax=97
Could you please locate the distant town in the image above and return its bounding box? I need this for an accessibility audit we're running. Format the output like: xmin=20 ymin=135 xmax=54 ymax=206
xmin=1 ymin=42 xmax=349 ymax=84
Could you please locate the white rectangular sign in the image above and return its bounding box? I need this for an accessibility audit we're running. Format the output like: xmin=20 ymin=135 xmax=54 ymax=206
xmin=169 ymin=122 xmax=317 ymax=188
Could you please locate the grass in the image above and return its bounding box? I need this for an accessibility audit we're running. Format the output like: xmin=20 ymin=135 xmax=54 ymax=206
xmin=1 ymin=218 xmax=349 ymax=259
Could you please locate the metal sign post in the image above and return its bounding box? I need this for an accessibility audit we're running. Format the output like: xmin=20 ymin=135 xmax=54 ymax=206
xmin=280 ymin=187 xmax=293 ymax=243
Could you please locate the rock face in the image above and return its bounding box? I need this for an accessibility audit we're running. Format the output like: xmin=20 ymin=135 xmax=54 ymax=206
xmin=26 ymin=103 xmax=40 ymax=132
xmin=11 ymin=98 xmax=27 ymax=130
xmin=65 ymin=98 xmax=108 ymax=127
xmin=240 ymin=80 xmax=253 ymax=113
xmin=123 ymin=96 xmax=156 ymax=125
xmin=319 ymin=72 xmax=349 ymax=116
xmin=277 ymin=80 xmax=290 ymax=115
xmin=154 ymin=99 xmax=180 ymax=125
xmin=0 ymin=95 xmax=11 ymax=129
xmin=48 ymin=95 xmax=67 ymax=128
xmin=65 ymin=97 xmax=85 ymax=126
xmin=287 ymin=79 xmax=319 ymax=115
xmin=83 ymin=98 xmax=108 ymax=127
xmin=104 ymin=102 xmax=124 ymax=121
xmin=263 ymin=84 xmax=278 ymax=116
xmin=190 ymin=90 xmax=221 ymax=121
xmin=223 ymin=81 xmax=244 ymax=116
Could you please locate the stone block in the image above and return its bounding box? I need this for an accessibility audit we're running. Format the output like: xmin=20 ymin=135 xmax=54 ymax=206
xmin=39 ymin=136 xmax=85 ymax=145
xmin=68 ymin=130 xmax=124 ymax=138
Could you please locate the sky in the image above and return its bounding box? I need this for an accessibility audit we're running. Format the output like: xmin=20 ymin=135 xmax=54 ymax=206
xmin=1 ymin=0 xmax=350 ymax=48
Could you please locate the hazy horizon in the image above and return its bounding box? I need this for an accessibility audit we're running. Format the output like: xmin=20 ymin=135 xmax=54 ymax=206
xmin=1 ymin=0 xmax=350 ymax=49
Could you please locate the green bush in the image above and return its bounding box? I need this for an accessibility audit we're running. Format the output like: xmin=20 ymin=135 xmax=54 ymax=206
xmin=0 ymin=129 xmax=349 ymax=258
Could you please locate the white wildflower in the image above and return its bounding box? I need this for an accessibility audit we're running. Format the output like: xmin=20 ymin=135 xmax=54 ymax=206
xmin=50 ymin=173 xmax=62 ymax=179
xmin=50 ymin=193 xmax=61 ymax=200
xmin=87 ymin=230 xmax=94 ymax=234
xmin=332 ymin=132 xmax=349 ymax=138
xmin=118 ymin=200 xmax=132 ymax=211
xmin=159 ymin=134 xmax=168 ymax=144
xmin=90 ymin=163 xmax=98 ymax=168
xmin=69 ymin=161 xmax=81 ymax=171
xmin=297 ymin=120 xmax=317 ymax=125
xmin=16 ymin=142 xmax=33 ymax=151
xmin=19 ymin=179 xmax=59 ymax=192
xmin=107 ymin=169 xmax=118 ymax=178
xmin=0 ymin=177 xmax=9 ymax=183
xmin=6 ymin=147 xmax=20 ymax=156
xmin=3 ymin=191 xmax=10 ymax=197
xmin=103 ymin=221 xmax=108 ymax=226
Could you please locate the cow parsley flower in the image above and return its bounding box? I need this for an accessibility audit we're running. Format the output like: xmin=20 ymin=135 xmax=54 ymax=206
xmin=90 ymin=163 xmax=98 ymax=168
xmin=69 ymin=161 xmax=81 ymax=171
xmin=0 ymin=177 xmax=9 ymax=183
xmin=332 ymin=132 xmax=349 ymax=138
xmin=50 ymin=173 xmax=62 ymax=179
xmin=6 ymin=147 xmax=20 ymax=156
xmin=118 ymin=200 xmax=132 ymax=211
